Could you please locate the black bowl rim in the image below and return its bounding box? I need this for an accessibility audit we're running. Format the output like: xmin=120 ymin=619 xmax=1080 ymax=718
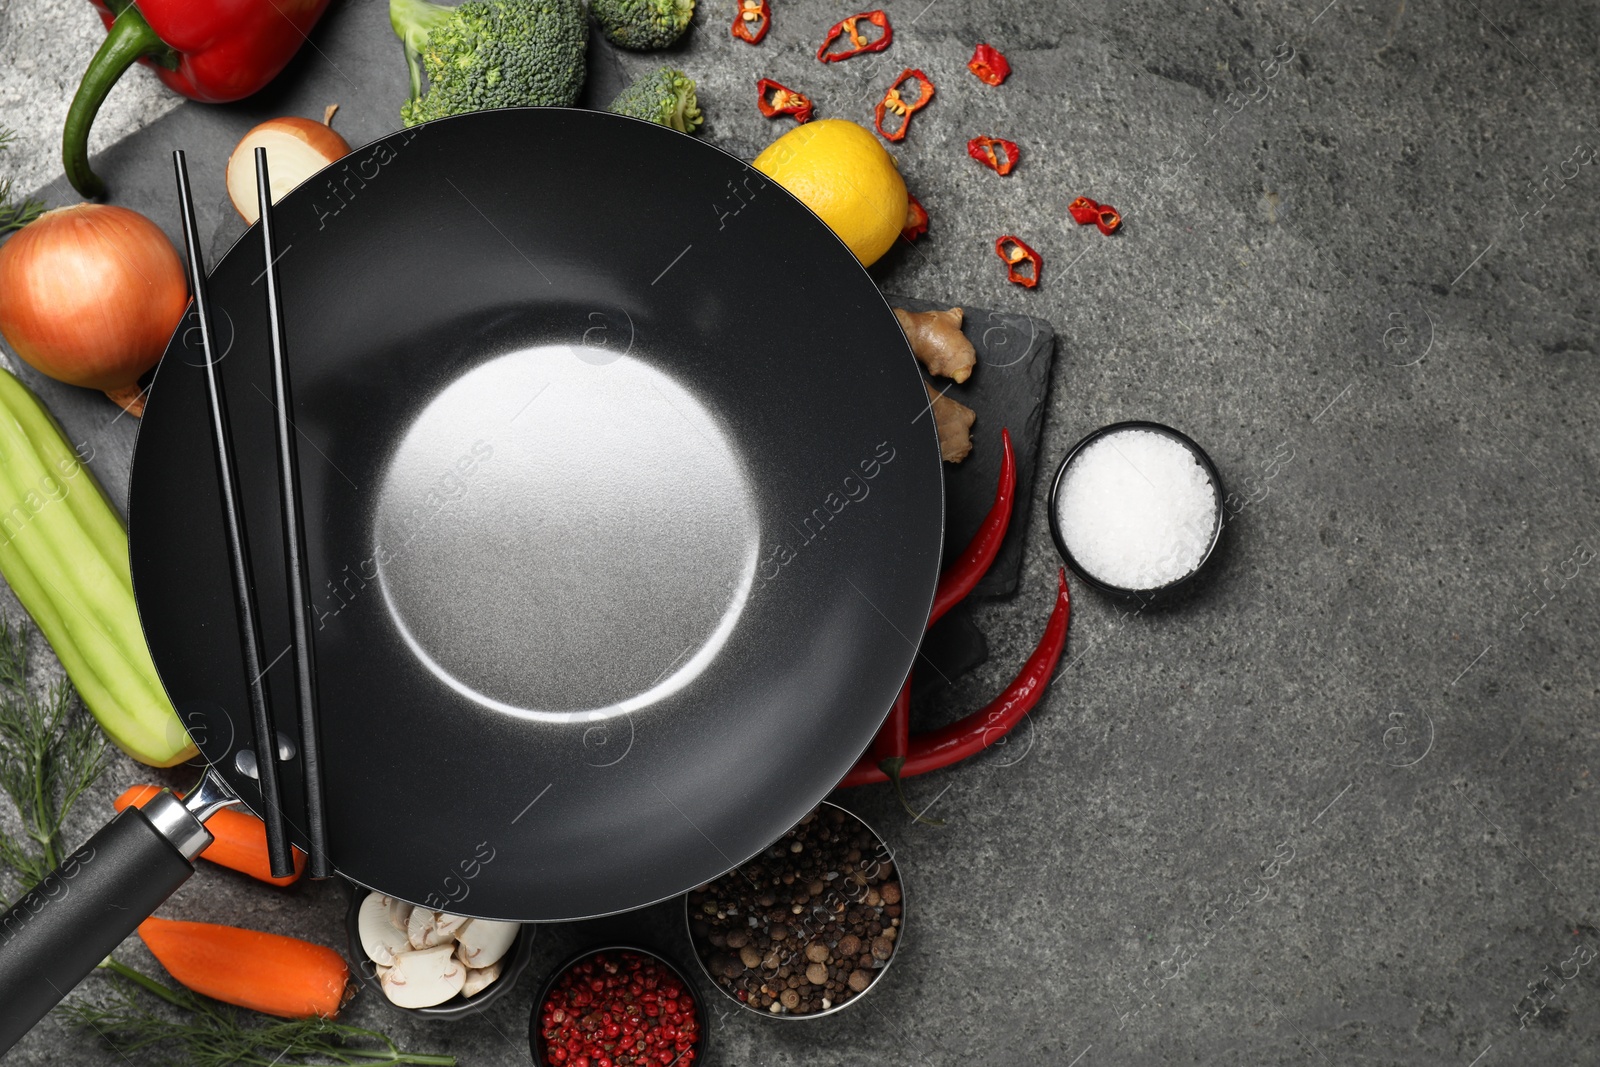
xmin=1046 ymin=420 xmax=1226 ymax=598
xmin=529 ymin=944 xmax=711 ymax=1066
xmin=343 ymin=883 xmax=537 ymax=1020
xmin=681 ymin=799 xmax=906 ymax=1021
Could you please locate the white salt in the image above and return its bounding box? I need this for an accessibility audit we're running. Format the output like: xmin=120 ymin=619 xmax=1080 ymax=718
xmin=1056 ymin=428 xmax=1218 ymax=590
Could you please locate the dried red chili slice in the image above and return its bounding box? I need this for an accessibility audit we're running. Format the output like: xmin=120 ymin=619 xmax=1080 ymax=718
xmin=967 ymin=135 xmax=1019 ymax=175
xmin=995 ymin=235 xmax=1040 ymax=288
xmin=873 ymin=68 xmax=934 ymax=142
xmin=817 ymin=10 xmax=892 ymax=62
xmin=732 ymin=0 xmax=770 ymax=43
xmin=756 ymin=78 xmax=814 ymax=122
xmin=1068 ymin=195 xmax=1122 ymax=235
xmin=968 ymin=42 xmax=1011 ymax=85
xmin=902 ymin=194 xmax=928 ymax=241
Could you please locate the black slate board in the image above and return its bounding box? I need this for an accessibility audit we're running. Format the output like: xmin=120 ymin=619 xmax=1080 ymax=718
xmin=885 ymin=295 xmax=1058 ymax=599
xmin=883 ymin=297 xmax=1058 ymax=698
xmin=5 ymin=3 xmax=1057 ymax=692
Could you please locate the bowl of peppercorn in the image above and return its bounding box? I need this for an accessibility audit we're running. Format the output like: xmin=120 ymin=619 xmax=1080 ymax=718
xmin=684 ymin=801 xmax=906 ymax=1019
xmin=530 ymin=946 xmax=707 ymax=1066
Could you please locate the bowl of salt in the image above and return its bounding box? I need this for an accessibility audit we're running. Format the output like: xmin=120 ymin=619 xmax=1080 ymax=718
xmin=1047 ymin=421 xmax=1225 ymax=597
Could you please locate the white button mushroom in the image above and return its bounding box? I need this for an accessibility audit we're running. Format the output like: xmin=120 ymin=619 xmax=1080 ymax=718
xmin=386 ymin=895 xmax=413 ymax=933
xmin=407 ymin=907 xmax=469 ymax=950
xmin=381 ymin=944 xmax=465 ymax=1008
xmin=461 ymin=960 xmax=502 ymax=998
xmin=454 ymin=917 xmax=519 ymax=969
xmin=358 ymin=892 xmax=412 ymax=967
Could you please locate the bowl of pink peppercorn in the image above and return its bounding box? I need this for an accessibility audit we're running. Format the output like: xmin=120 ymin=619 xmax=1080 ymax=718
xmin=530 ymin=946 xmax=707 ymax=1066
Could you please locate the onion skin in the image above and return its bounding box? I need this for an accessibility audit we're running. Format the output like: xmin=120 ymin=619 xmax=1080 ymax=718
xmin=226 ymin=117 xmax=351 ymax=224
xmin=0 ymin=204 xmax=187 ymax=394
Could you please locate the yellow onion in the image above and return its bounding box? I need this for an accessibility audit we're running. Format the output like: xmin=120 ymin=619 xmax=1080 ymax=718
xmin=0 ymin=204 xmax=187 ymax=411
xmin=226 ymin=115 xmax=351 ymax=224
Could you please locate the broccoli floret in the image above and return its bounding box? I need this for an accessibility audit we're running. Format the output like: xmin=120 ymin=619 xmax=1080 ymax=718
xmin=591 ymin=0 xmax=695 ymax=50
xmin=607 ymin=67 xmax=703 ymax=133
xmin=390 ymin=0 xmax=587 ymax=126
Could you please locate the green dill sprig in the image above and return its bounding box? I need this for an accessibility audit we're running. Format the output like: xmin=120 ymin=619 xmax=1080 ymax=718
xmin=0 ymin=615 xmax=110 ymax=900
xmin=0 ymin=126 xmax=46 ymax=236
xmin=65 ymin=959 xmax=457 ymax=1067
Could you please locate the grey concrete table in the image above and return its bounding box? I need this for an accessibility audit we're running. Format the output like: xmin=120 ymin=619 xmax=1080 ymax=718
xmin=2 ymin=0 xmax=1598 ymax=1064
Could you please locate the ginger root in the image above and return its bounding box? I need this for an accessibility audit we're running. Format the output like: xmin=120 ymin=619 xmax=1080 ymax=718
xmin=895 ymin=307 xmax=977 ymax=384
xmin=925 ymin=382 xmax=975 ymax=463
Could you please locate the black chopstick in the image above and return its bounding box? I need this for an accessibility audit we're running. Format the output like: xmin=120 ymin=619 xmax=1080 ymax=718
xmin=172 ymin=150 xmax=296 ymax=879
xmin=254 ymin=148 xmax=331 ymax=879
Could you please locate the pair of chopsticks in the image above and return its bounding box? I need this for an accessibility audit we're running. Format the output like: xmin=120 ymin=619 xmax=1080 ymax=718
xmin=172 ymin=151 xmax=330 ymax=879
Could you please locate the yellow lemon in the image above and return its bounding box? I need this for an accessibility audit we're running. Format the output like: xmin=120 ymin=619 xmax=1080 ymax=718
xmin=753 ymin=119 xmax=908 ymax=267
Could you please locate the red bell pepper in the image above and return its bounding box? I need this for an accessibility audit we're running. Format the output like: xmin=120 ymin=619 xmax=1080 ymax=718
xmin=65 ymin=0 xmax=334 ymax=197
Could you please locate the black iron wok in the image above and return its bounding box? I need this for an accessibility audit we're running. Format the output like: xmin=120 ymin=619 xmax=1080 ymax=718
xmin=0 ymin=108 xmax=942 ymax=1042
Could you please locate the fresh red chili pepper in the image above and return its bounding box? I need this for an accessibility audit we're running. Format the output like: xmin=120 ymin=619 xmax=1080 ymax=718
xmin=817 ymin=10 xmax=892 ymax=62
xmin=732 ymin=0 xmax=771 ymax=44
xmin=995 ymin=235 xmax=1041 ymax=288
xmin=930 ymin=427 xmax=1015 ymax=627
xmin=873 ymin=68 xmax=934 ymax=142
xmin=869 ymin=675 xmax=912 ymax=768
xmin=967 ymin=135 xmax=1020 ymax=176
xmin=66 ymin=0 xmax=334 ymax=197
xmin=840 ymin=569 xmax=1070 ymax=787
xmin=756 ymin=78 xmax=814 ymax=122
xmin=853 ymin=429 xmax=1012 ymax=793
xmin=900 ymin=569 xmax=1069 ymax=773
xmin=902 ymin=194 xmax=929 ymax=241
xmin=967 ymin=42 xmax=1011 ymax=85
xmin=868 ymin=673 xmax=939 ymax=822
xmin=1068 ymin=195 xmax=1122 ymax=235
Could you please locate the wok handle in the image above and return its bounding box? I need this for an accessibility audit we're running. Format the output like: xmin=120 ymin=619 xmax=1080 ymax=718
xmin=0 ymin=793 xmax=207 ymax=1053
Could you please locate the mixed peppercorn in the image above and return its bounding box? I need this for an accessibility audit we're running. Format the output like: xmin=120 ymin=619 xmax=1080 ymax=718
xmin=537 ymin=951 xmax=701 ymax=1066
xmin=689 ymin=806 xmax=901 ymax=1016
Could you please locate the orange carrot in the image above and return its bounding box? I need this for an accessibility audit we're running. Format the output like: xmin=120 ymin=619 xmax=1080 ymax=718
xmin=138 ymin=916 xmax=349 ymax=1019
xmin=115 ymin=784 xmax=306 ymax=886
